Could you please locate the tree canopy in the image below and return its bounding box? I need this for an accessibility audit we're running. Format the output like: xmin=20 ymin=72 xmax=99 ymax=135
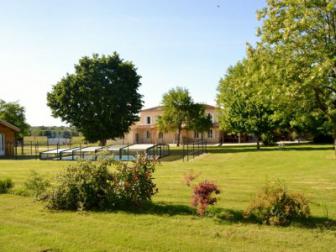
xmin=47 ymin=53 xmax=143 ymax=145
xmin=258 ymin=0 xmax=336 ymax=146
xmin=158 ymin=87 xmax=212 ymax=146
xmin=217 ymin=0 xmax=336 ymax=149
xmin=217 ymin=55 xmax=280 ymax=149
xmin=0 ymin=99 xmax=30 ymax=138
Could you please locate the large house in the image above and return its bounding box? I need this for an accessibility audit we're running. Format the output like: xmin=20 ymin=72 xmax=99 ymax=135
xmin=122 ymin=104 xmax=223 ymax=144
xmin=0 ymin=120 xmax=19 ymax=157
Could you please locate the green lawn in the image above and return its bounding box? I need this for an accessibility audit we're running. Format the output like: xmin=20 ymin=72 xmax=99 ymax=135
xmin=0 ymin=145 xmax=336 ymax=251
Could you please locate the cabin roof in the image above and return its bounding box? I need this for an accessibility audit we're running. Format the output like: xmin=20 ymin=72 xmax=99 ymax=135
xmin=0 ymin=120 xmax=20 ymax=132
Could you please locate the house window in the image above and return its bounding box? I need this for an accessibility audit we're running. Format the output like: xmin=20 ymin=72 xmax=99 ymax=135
xmin=158 ymin=132 xmax=163 ymax=139
xmin=146 ymin=131 xmax=151 ymax=139
xmin=208 ymin=129 xmax=213 ymax=139
xmin=146 ymin=116 xmax=151 ymax=124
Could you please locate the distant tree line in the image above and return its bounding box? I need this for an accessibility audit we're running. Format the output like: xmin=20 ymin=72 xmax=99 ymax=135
xmin=29 ymin=126 xmax=81 ymax=138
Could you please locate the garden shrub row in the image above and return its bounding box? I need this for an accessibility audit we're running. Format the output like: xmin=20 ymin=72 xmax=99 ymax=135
xmin=47 ymin=154 xmax=158 ymax=210
xmin=1 ymin=158 xmax=312 ymax=226
xmin=184 ymin=170 xmax=310 ymax=226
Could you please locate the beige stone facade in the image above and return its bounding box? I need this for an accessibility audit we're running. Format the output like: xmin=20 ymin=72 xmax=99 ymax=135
xmin=121 ymin=105 xmax=223 ymax=144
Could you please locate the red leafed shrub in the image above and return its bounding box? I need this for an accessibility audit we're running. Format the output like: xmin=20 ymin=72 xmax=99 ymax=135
xmin=192 ymin=181 xmax=220 ymax=216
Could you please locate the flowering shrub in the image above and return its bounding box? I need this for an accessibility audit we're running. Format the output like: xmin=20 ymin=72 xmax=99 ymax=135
xmin=114 ymin=154 xmax=158 ymax=207
xmin=244 ymin=182 xmax=310 ymax=226
xmin=192 ymin=181 xmax=220 ymax=216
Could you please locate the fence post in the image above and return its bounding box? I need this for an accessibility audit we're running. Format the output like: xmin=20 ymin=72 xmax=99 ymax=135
xmin=192 ymin=141 xmax=195 ymax=159
xmin=14 ymin=142 xmax=17 ymax=160
xmin=182 ymin=143 xmax=184 ymax=162
xmin=187 ymin=143 xmax=189 ymax=161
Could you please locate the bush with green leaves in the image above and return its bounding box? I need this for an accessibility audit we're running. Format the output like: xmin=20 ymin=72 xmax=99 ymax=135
xmin=244 ymin=182 xmax=310 ymax=226
xmin=48 ymin=160 xmax=116 ymax=210
xmin=47 ymin=155 xmax=158 ymax=211
xmin=23 ymin=171 xmax=50 ymax=199
xmin=0 ymin=178 xmax=13 ymax=194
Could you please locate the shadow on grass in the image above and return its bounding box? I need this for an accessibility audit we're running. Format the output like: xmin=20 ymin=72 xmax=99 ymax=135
xmin=207 ymin=207 xmax=336 ymax=230
xmin=47 ymin=199 xmax=336 ymax=230
xmin=114 ymin=202 xmax=336 ymax=230
xmin=119 ymin=202 xmax=195 ymax=216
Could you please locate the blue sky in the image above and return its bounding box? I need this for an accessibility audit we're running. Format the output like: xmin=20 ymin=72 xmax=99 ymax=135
xmin=0 ymin=0 xmax=265 ymax=126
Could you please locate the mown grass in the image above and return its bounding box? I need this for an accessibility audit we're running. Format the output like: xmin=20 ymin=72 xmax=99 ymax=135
xmin=0 ymin=144 xmax=336 ymax=251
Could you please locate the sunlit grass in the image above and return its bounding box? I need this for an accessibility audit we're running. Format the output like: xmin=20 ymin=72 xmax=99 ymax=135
xmin=0 ymin=144 xmax=335 ymax=251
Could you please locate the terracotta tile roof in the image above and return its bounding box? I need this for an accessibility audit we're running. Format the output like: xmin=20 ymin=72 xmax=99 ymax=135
xmin=0 ymin=120 xmax=20 ymax=132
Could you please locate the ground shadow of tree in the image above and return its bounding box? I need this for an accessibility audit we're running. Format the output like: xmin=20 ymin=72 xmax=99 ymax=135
xmin=207 ymin=207 xmax=336 ymax=230
xmin=114 ymin=202 xmax=336 ymax=230
xmin=114 ymin=201 xmax=195 ymax=216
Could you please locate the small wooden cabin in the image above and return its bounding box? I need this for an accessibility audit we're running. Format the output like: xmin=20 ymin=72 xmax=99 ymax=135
xmin=0 ymin=120 xmax=20 ymax=157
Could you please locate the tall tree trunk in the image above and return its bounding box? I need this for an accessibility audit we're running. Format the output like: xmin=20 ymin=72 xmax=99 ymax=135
xmin=100 ymin=139 xmax=107 ymax=146
xmin=176 ymin=127 xmax=181 ymax=147
xmin=256 ymin=135 xmax=260 ymax=150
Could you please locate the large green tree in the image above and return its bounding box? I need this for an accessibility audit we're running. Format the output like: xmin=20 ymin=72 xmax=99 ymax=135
xmin=217 ymin=58 xmax=279 ymax=149
xmin=158 ymin=87 xmax=211 ymax=146
xmin=47 ymin=53 xmax=143 ymax=145
xmin=0 ymin=99 xmax=30 ymax=138
xmin=257 ymin=0 xmax=336 ymax=148
xmin=217 ymin=0 xmax=336 ymax=149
